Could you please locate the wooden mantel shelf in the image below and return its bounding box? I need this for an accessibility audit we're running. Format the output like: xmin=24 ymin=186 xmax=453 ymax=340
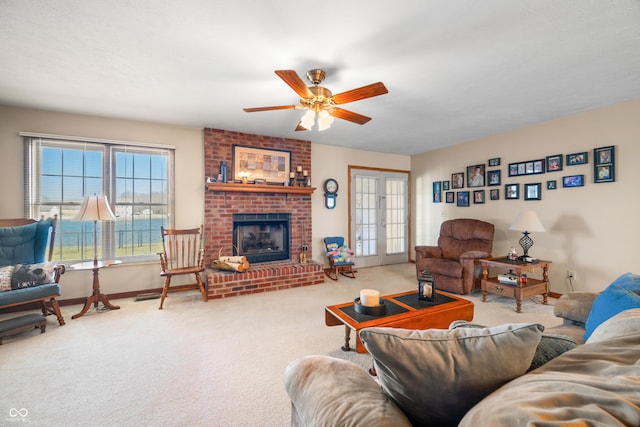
xmin=206 ymin=182 xmax=316 ymax=195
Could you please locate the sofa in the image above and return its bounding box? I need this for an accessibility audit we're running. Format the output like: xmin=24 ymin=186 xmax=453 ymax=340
xmin=415 ymin=219 xmax=494 ymax=294
xmin=284 ymin=286 xmax=640 ymax=426
xmin=0 ymin=217 xmax=65 ymax=326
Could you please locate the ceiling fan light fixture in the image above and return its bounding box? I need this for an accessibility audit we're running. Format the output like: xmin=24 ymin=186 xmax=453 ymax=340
xmin=317 ymin=109 xmax=334 ymax=131
xmin=300 ymin=109 xmax=315 ymax=130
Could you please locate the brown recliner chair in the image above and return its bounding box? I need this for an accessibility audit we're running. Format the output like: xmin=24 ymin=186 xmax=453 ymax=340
xmin=415 ymin=219 xmax=494 ymax=295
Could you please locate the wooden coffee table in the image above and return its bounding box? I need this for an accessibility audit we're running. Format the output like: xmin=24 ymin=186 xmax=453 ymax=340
xmin=325 ymin=290 xmax=474 ymax=353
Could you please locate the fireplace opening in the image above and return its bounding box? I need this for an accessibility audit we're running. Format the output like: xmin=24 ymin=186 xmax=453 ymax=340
xmin=232 ymin=213 xmax=290 ymax=263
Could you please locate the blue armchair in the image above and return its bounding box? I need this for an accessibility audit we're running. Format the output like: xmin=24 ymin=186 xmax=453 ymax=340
xmin=0 ymin=217 xmax=65 ymax=325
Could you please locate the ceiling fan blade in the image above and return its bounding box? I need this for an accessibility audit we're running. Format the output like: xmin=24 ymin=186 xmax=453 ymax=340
xmin=275 ymin=70 xmax=314 ymax=98
xmin=332 ymin=82 xmax=388 ymax=105
xmin=294 ymin=122 xmax=309 ymax=131
xmin=329 ymin=107 xmax=372 ymax=125
xmin=243 ymin=105 xmax=297 ymax=112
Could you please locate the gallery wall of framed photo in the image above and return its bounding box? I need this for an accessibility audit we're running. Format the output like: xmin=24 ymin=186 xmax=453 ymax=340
xmin=433 ymin=146 xmax=616 ymax=206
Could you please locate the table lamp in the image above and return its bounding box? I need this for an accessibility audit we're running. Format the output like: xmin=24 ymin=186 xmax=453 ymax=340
xmin=75 ymin=195 xmax=116 ymax=265
xmin=509 ymin=211 xmax=545 ymax=259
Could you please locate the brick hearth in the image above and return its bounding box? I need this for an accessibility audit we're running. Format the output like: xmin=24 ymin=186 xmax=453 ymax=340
xmin=207 ymin=260 xmax=325 ymax=299
xmin=203 ymin=128 xmax=325 ymax=298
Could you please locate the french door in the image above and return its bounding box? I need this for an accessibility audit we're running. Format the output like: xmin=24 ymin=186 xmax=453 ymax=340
xmin=350 ymin=168 xmax=409 ymax=268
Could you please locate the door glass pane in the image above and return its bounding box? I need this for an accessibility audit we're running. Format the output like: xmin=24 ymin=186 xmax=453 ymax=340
xmin=386 ymin=178 xmax=407 ymax=255
xmin=354 ymin=176 xmax=378 ymax=257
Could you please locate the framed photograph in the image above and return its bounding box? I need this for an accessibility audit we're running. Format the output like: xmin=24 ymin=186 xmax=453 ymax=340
xmin=566 ymin=152 xmax=587 ymax=165
xmin=466 ymin=164 xmax=485 ymax=187
xmin=525 ymin=162 xmax=534 ymax=174
xmin=547 ymin=180 xmax=557 ymax=190
xmin=546 ymin=154 xmax=563 ymax=172
xmin=232 ymin=145 xmax=291 ymax=184
xmin=473 ymin=190 xmax=485 ymax=204
xmin=509 ymin=160 xmax=545 ymax=176
xmin=594 ymin=146 xmax=615 ymax=183
xmin=533 ymin=160 xmax=544 ymax=174
xmin=487 ymin=169 xmax=501 ymax=186
xmin=442 ymin=180 xmax=450 ymax=191
xmin=457 ymin=191 xmax=470 ymax=207
xmin=595 ymin=146 xmax=614 ymax=165
xmin=451 ymin=172 xmax=465 ymax=189
xmin=524 ymin=183 xmax=541 ymax=200
xmin=488 ymin=157 xmax=501 ymax=167
xmin=445 ymin=191 xmax=455 ymax=203
xmin=490 ymin=189 xmax=499 ymax=200
xmin=433 ymin=181 xmax=442 ymax=203
xmin=505 ymin=183 xmax=519 ymax=199
xmin=562 ymin=175 xmax=584 ymax=188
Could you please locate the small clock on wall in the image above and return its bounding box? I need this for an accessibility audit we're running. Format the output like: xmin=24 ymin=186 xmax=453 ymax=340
xmin=324 ymin=178 xmax=339 ymax=209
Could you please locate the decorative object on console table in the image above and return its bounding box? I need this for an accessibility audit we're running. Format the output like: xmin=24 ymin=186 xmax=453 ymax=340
xmin=72 ymin=195 xmax=120 ymax=319
xmin=509 ymin=210 xmax=545 ymax=260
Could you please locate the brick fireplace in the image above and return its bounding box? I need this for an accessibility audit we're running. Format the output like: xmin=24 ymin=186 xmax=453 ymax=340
xmin=203 ymin=128 xmax=325 ymax=299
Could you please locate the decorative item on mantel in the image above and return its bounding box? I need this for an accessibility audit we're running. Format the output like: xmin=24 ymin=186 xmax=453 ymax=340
xmin=293 ymin=166 xmax=310 ymax=187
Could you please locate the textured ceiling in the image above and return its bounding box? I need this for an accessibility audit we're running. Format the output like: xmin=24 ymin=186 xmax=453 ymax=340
xmin=1 ymin=0 xmax=640 ymax=155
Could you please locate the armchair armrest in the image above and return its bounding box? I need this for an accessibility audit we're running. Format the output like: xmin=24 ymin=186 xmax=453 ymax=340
xmin=415 ymin=246 xmax=442 ymax=259
xmin=554 ymin=292 xmax=598 ymax=326
xmin=53 ymin=264 xmax=65 ymax=283
xmin=284 ymin=355 xmax=410 ymax=426
xmin=459 ymin=250 xmax=492 ymax=260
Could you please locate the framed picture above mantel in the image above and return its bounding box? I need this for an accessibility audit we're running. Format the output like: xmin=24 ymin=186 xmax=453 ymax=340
xmin=232 ymin=145 xmax=291 ymax=184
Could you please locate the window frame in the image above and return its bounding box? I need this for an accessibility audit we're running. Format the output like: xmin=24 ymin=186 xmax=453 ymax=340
xmin=23 ymin=133 xmax=175 ymax=264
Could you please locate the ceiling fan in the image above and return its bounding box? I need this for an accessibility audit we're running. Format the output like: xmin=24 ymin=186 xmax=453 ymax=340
xmin=243 ymin=69 xmax=388 ymax=131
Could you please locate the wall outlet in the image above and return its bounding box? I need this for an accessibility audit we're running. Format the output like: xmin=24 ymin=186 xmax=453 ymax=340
xmin=567 ymin=270 xmax=576 ymax=280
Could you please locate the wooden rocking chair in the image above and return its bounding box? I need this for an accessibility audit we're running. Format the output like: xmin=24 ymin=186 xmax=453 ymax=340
xmin=158 ymin=225 xmax=208 ymax=309
xmin=324 ymin=236 xmax=356 ymax=281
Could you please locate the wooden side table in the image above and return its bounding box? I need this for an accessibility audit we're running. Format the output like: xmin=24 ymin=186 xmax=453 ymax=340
xmin=480 ymin=257 xmax=551 ymax=313
xmin=71 ymin=260 xmax=121 ymax=319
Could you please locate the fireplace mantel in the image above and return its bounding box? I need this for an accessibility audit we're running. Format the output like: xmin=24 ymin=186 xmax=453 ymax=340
xmin=207 ymin=182 xmax=316 ymax=195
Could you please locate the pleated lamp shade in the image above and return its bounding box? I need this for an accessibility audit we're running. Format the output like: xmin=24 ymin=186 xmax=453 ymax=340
xmin=75 ymin=195 xmax=116 ymax=222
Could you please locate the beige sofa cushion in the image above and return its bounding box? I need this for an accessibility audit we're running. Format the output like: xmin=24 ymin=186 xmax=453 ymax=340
xmin=360 ymin=323 xmax=543 ymax=426
xmin=460 ymin=310 xmax=640 ymax=426
xmin=283 ymin=355 xmax=411 ymax=427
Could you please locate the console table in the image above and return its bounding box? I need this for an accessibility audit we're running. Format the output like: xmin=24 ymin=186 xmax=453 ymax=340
xmin=71 ymin=260 xmax=121 ymax=319
xmin=480 ymin=257 xmax=551 ymax=313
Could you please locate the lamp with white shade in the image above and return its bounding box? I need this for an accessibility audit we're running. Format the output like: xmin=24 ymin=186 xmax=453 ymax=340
xmin=509 ymin=211 xmax=545 ymax=259
xmin=71 ymin=195 xmax=120 ymax=319
xmin=75 ymin=195 xmax=117 ymax=265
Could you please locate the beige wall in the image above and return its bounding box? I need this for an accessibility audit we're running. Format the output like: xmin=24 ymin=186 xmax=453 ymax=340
xmin=0 ymin=106 xmax=203 ymax=299
xmin=2 ymin=100 xmax=637 ymax=299
xmin=411 ymin=99 xmax=640 ymax=293
xmin=310 ymin=144 xmax=411 ymax=265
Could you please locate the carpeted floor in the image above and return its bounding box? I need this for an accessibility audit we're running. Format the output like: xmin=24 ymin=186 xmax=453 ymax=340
xmin=0 ymin=263 xmax=559 ymax=426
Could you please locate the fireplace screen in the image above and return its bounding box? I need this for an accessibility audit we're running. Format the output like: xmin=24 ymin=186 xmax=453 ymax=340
xmin=233 ymin=213 xmax=290 ymax=263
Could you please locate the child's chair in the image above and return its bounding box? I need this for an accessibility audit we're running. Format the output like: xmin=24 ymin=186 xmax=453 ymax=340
xmin=323 ymin=236 xmax=356 ymax=281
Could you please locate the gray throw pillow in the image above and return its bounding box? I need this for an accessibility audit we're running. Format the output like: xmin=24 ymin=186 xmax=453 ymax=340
xmin=10 ymin=262 xmax=55 ymax=289
xmin=360 ymin=323 xmax=543 ymax=427
xmin=450 ymin=320 xmax=578 ymax=372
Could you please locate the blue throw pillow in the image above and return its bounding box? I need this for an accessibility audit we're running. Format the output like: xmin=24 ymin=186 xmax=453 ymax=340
xmin=584 ymin=273 xmax=640 ymax=340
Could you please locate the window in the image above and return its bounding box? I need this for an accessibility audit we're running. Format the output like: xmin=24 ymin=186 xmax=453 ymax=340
xmin=23 ymin=134 xmax=175 ymax=263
